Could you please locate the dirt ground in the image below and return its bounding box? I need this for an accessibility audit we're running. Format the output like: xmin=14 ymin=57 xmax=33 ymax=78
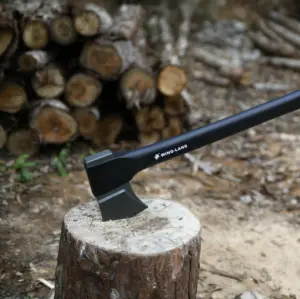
xmin=2 ymin=19 xmax=300 ymax=299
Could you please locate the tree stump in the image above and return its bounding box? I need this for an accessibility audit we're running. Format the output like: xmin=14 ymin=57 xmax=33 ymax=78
xmin=54 ymin=198 xmax=201 ymax=299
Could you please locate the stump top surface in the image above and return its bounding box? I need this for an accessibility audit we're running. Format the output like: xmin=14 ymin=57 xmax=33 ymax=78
xmin=65 ymin=198 xmax=201 ymax=255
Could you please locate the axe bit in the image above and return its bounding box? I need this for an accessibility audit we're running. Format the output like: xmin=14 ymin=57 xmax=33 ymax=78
xmin=84 ymin=90 xmax=300 ymax=221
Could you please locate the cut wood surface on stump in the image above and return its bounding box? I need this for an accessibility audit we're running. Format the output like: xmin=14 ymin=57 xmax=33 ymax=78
xmin=54 ymin=198 xmax=201 ymax=299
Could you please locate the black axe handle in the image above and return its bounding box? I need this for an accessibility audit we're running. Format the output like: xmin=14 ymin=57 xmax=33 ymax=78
xmin=85 ymin=90 xmax=300 ymax=203
xmin=128 ymin=90 xmax=300 ymax=169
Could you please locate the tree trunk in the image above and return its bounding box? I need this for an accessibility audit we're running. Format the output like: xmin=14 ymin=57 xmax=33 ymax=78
xmin=80 ymin=38 xmax=135 ymax=80
xmin=65 ymin=72 xmax=102 ymax=107
xmin=29 ymin=99 xmax=78 ymax=144
xmin=73 ymin=3 xmax=113 ymax=37
xmin=54 ymin=198 xmax=201 ymax=299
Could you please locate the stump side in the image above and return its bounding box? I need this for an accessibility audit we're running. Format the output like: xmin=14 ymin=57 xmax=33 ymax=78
xmin=55 ymin=198 xmax=201 ymax=299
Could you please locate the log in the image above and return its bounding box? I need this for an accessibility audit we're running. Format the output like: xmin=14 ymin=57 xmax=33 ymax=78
xmin=29 ymin=99 xmax=78 ymax=144
xmin=92 ymin=114 xmax=123 ymax=147
xmin=0 ymin=8 xmax=19 ymax=64
xmin=73 ymin=3 xmax=113 ymax=37
xmin=139 ymin=131 xmax=161 ymax=146
xmin=17 ymin=50 xmax=55 ymax=72
xmin=49 ymin=15 xmax=77 ymax=46
xmin=192 ymin=48 xmax=246 ymax=84
xmin=120 ymin=66 xmax=156 ymax=109
xmin=6 ymin=129 xmax=40 ymax=156
xmin=21 ymin=1 xmax=69 ymax=49
xmin=80 ymin=38 xmax=135 ymax=80
xmin=164 ymin=94 xmax=187 ymax=117
xmin=32 ymin=63 xmax=65 ymax=98
xmin=193 ymin=69 xmax=231 ymax=87
xmin=268 ymin=11 xmax=300 ymax=35
xmin=0 ymin=81 xmax=28 ymax=113
xmin=107 ymin=4 xmax=145 ymax=41
xmin=0 ymin=125 xmax=7 ymax=149
xmin=157 ymin=65 xmax=188 ymax=97
xmin=54 ymin=198 xmax=201 ymax=299
xmin=72 ymin=106 xmax=100 ymax=139
xmin=162 ymin=116 xmax=184 ymax=139
xmin=65 ymin=72 xmax=103 ymax=107
xmin=135 ymin=106 xmax=166 ymax=133
xmin=260 ymin=56 xmax=300 ymax=71
xmin=248 ymin=30 xmax=299 ymax=58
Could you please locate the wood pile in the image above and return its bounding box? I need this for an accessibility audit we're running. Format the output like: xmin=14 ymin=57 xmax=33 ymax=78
xmin=0 ymin=1 xmax=193 ymax=157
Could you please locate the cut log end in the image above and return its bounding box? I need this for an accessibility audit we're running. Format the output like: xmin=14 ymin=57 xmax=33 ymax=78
xmin=164 ymin=95 xmax=187 ymax=116
xmin=30 ymin=100 xmax=78 ymax=144
xmin=158 ymin=65 xmax=188 ymax=97
xmin=32 ymin=64 xmax=65 ymax=98
xmin=120 ymin=67 xmax=156 ymax=108
xmin=50 ymin=16 xmax=77 ymax=45
xmin=0 ymin=125 xmax=7 ymax=149
xmin=92 ymin=115 xmax=123 ymax=147
xmin=0 ymin=82 xmax=27 ymax=113
xmin=162 ymin=117 xmax=184 ymax=139
xmin=18 ymin=50 xmax=53 ymax=72
xmin=74 ymin=11 xmax=101 ymax=36
xmin=6 ymin=129 xmax=40 ymax=156
xmin=139 ymin=131 xmax=160 ymax=145
xmin=72 ymin=106 xmax=100 ymax=139
xmin=0 ymin=28 xmax=14 ymax=57
xmin=65 ymin=73 xmax=102 ymax=107
xmin=22 ymin=20 xmax=49 ymax=49
xmin=80 ymin=40 xmax=134 ymax=80
xmin=135 ymin=106 xmax=165 ymax=133
xmin=54 ymin=198 xmax=201 ymax=299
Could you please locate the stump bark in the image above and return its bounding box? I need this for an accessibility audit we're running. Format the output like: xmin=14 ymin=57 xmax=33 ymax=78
xmin=54 ymin=198 xmax=201 ymax=299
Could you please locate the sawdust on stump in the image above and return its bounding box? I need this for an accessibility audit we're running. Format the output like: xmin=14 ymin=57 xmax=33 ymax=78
xmin=54 ymin=198 xmax=201 ymax=299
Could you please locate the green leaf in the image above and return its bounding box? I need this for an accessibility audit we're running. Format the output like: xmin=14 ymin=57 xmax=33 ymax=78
xmin=23 ymin=161 xmax=39 ymax=168
xmin=52 ymin=157 xmax=68 ymax=177
xmin=20 ymin=168 xmax=32 ymax=182
xmin=11 ymin=154 xmax=29 ymax=169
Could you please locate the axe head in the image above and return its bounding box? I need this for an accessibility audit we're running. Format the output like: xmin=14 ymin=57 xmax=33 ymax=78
xmin=84 ymin=149 xmax=148 ymax=221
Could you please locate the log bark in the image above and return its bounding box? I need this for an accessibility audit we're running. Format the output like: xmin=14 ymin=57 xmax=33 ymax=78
xmin=32 ymin=63 xmax=66 ymax=98
xmin=72 ymin=106 xmax=100 ymax=139
xmin=29 ymin=99 xmax=78 ymax=144
xmin=17 ymin=50 xmax=55 ymax=72
xmin=107 ymin=4 xmax=145 ymax=41
xmin=65 ymin=72 xmax=102 ymax=107
xmin=0 ymin=80 xmax=28 ymax=113
xmin=135 ymin=106 xmax=166 ymax=133
xmin=139 ymin=131 xmax=161 ymax=146
xmin=80 ymin=38 xmax=135 ymax=80
xmin=268 ymin=11 xmax=300 ymax=35
xmin=54 ymin=198 xmax=201 ymax=299
xmin=92 ymin=114 xmax=123 ymax=146
xmin=73 ymin=3 xmax=113 ymax=37
xmin=0 ymin=124 xmax=7 ymax=149
xmin=162 ymin=116 xmax=184 ymax=139
xmin=193 ymin=69 xmax=231 ymax=87
xmin=260 ymin=56 xmax=300 ymax=71
xmin=6 ymin=129 xmax=40 ymax=156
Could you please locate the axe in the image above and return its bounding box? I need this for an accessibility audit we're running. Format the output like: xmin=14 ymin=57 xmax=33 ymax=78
xmin=84 ymin=90 xmax=300 ymax=221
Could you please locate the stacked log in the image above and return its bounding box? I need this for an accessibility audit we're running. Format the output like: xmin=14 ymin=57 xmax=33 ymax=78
xmin=0 ymin=1 xmax=193 ymax=157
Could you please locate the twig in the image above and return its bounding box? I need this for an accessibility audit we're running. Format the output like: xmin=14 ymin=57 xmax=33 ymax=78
xmin=202 ymin=266 xmax=245 ymax=282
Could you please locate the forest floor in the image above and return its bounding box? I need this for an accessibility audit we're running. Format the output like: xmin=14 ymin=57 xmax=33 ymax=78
xmin=2 ymin=17 xmax=300 ymax=299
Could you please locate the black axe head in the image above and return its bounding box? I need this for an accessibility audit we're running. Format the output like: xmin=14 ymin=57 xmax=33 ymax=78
xmin=84 ymin=149 xmax=148 ymax=222
xmin=84 ymin=91 xmax=300 ymax=222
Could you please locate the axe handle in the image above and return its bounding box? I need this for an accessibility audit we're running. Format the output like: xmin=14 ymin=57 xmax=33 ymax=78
xmin=127 ymin=90 xmax=300 ymax=171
